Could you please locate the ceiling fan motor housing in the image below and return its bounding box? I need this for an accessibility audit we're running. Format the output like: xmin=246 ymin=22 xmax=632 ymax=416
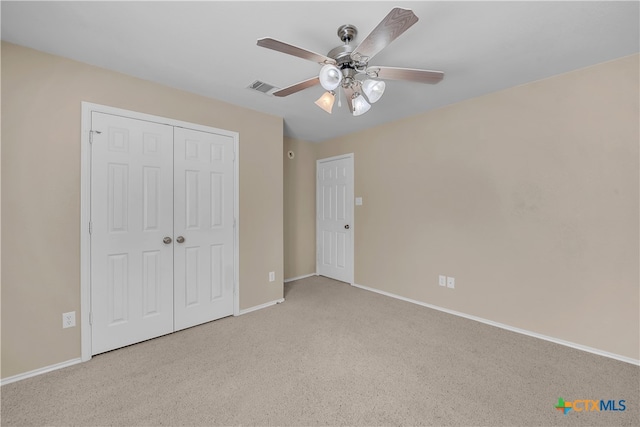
xmin=327 ymin=44 xmax=355 ymax=67
xmin=329 ymin=24 xmax=360 ymax=68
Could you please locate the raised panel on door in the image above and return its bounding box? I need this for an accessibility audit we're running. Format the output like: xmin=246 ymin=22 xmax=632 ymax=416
xmin=317 ymin=156 xmax=354 ymax=283
xmin=91 ymin=112 xmax=174 ymax=355
xmin=173 ymin=127 xmax=235 ymax=331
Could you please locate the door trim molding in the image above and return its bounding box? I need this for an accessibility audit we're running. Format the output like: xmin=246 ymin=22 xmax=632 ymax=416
xmin=80 ymin=102 xmax=240 ymax=362
xmin=315 ymin=153 xmax=355 ymax=285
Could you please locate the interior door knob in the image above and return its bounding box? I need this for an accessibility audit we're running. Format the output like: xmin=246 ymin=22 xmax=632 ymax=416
xmin=344 ymin=224 xmax=350 ymax=229
xmin=176 ymin=236 xmax=185 ymax=243
xmin=163 ymin=237 xmax=172 ymax=244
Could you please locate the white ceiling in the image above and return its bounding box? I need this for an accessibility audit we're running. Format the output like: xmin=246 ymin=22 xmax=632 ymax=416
xmin=2 ymin=1 xmax=638 ymax=142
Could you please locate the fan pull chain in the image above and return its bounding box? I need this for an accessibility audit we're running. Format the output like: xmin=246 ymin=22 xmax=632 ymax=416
xmin=338 ymin=88 xmax=342 ymax=107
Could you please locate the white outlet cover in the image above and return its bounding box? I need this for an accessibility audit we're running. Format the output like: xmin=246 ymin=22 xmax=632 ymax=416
xmin=438 ymin=275 xmax=447 ymax=286
xmin=62 ymin=311 xmax=76 ymax=328
xmin=447 ymin=277 xmax=455 ymax=289
xmin=268 ymin=271 xmax=275 ymax=282
xmin=355 ymin=197 xmax=363 ymax=206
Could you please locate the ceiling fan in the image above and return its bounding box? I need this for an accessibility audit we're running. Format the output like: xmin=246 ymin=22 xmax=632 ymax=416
xmin=256 ymin=7 xmax=444 ymax=116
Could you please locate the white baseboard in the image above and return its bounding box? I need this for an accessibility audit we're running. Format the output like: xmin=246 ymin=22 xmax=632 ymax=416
xmin=1 ymin=358 xmax=83 ymax=386
xmin=351 ymin=283 xmax=639 ymax=366
xmin=284 ymin=273 xmax=316 ymax=283
xmin=4 ymin=297 xmax=286 ymax=385
xmin=237 ymin=298 xmax=285 ymax=315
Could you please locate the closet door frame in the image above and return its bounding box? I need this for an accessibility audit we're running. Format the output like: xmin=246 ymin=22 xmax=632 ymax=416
xmin=80 ymin=102 xmax=240 ymax=362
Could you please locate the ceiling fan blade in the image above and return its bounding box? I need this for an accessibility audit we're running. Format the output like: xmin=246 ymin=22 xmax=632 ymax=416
xmin=273 ymin=76 xmax=320 ymax=97
xmin=257 ymin=38 xmax=336 ymax=65
xmin=351 ymin=8 xmax=419 ymax=62
xmin=368 ymin=66 xmax=444 ymax=84
xmin=342 ymin=86 xmax=355 ymax=114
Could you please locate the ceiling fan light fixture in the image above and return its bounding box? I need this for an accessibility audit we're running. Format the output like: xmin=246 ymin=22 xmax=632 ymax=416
xmin=257 ymin=9 xmax=445 ymax=120
xmin=315 ymin=91 xmax=336 ymax=114
xmin=318 ymin=64 xmax=342 ymax=91
xmin=352 ymin=94 xmax=371 ymax=116
xmin=362 ymin=79 xmax=386 ymax=103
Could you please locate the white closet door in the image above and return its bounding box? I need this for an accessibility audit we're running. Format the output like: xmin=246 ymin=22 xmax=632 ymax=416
xmin=91 ymin=112 xmax=175 ymax=355
xmin=173 ymin=127 xmax=235 ymax=331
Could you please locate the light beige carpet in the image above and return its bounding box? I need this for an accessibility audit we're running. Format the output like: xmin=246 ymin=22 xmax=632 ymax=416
xmin=1 ymin=275 xmax=638 ymax=426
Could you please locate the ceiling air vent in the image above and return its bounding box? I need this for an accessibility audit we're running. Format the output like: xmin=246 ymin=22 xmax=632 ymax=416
xmin=247 ymin=80 xmax=279 ymax=96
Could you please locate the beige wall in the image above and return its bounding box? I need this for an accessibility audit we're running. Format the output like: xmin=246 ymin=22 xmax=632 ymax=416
xmin=283 ymin=137 xmax=317 ymax=280
xmin=308 ymin=55 xmax=639 ymax=360
xmin=1 ymin=42 xmax=284 ymax=379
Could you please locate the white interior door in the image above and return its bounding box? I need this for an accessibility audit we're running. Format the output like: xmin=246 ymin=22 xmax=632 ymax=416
xmin=173 ymin=127 xmax=235 ymax=331
xmin=317 ymin=154 xmax=354 ymax=283
xmin=90 ymin=110 xmax=236 ymax=355
xmin=90 ymin=112 xmax=175 ymax=354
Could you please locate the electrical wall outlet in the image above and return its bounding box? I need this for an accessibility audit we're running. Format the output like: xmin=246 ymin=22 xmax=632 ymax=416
xmin=62 ymin=311 xmax=76 ymax=328
xmin=447 ymin=277 xmax=455 ymax=289
xmin=438 ymin=275 xmax=447 ymax=287
xmin=268 ymin=271 xmax=275 ymax=282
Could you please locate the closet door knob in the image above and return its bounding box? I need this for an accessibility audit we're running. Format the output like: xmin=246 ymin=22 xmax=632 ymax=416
xmin=176 ymin=236 xmax=185 ymax=243
xmin=163 ymin=237 xmax=172 ymax=244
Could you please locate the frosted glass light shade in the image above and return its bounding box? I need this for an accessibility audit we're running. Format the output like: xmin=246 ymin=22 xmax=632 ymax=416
xmin=362 ymin=79 xmax=386 ymax=103
xmin=319 ymin=64 xmax=342 ymax=91
xmin=352 ymin=94 xmax=371 ymax=116
xmin=315 ymin=91 xmax=336 ymax=114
